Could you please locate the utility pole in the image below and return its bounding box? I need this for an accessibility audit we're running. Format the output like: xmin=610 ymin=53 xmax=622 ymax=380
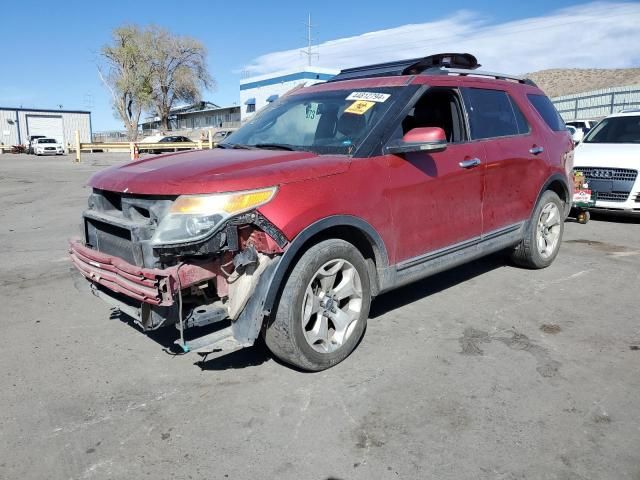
xmin=301 ymin=13 xmax=319 ymax=66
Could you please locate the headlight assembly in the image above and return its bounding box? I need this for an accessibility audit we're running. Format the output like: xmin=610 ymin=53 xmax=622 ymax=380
xmin=151 ymin=187 xmax=277 ymax=246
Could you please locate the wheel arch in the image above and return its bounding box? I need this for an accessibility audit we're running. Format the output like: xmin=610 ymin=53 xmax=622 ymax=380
xmin=538 ymin=173 xmax=571 ymax=215
xmin=262 ymin=215 xmax=389 ymax=315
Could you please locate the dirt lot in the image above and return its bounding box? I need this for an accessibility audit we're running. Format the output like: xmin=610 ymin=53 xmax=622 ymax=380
xmin=1 ymin=153 xmax=639 ymax=480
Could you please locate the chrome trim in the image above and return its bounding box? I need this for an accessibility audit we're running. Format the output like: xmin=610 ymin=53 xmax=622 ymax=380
xmin=433 ymin=67 xmax=527 ymax=83
xmin=529 ymin=146 xmax=544 ymax=155
xmin=396 ymin=222 xmax=524 ymax=272
xmin=380 ymin=222 xmax=525 ymax=293
xmin=459 ymin=158 xmax=481 ymax=169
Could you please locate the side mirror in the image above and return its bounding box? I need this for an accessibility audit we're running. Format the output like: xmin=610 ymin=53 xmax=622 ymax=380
xmin=385 ymin=127 xmax=447 ymax=155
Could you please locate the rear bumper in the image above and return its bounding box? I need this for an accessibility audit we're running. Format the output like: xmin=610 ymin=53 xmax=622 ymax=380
xmin=68 ymin=239 xmax=217 ymax=306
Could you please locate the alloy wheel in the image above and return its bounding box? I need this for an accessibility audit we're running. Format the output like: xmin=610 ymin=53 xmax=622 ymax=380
xmin=301 ymin=259 xmax=363 ymax=353
xmin=536 ymin=202 xmax=561 ymax=259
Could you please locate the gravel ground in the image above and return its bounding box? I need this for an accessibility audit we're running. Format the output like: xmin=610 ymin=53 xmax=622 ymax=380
xmin=1 ymin=153 xmax=639 ymax=480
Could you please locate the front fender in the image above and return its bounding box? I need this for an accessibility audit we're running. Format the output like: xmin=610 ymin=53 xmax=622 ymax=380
xmin=260 ymin=215 xmax=389 ymax=317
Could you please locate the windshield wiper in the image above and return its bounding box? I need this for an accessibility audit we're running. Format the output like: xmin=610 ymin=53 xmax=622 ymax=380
xmin=217 ymin=143 xmax=256 ymax=149
xmin=252 ymin=143 xmax=298 ymax=151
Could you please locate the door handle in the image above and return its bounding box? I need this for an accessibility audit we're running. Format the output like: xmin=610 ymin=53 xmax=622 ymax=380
xmin=529 ymin=145 xmax=544 ymax=155
xmin=459 ymin=158 xmax=481 ymax=169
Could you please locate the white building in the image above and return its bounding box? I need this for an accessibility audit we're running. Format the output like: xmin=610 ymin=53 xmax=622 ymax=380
xmin=0 ymin=107 xmax=91 ymax=147
xmin=239 ymin=67 xmax=339 ymax=122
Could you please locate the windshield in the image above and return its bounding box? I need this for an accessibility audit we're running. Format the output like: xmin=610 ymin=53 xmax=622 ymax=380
xmin=224 ymin=88 xmax=399 ymax=155
xmin=39 ymin=139 xmax=56 ymax=143
xmin=583 ymin=116 xmax=640 ymax=144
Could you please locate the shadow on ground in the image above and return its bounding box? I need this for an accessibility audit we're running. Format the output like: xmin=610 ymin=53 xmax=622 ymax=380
xmin=107 ymin=252 xmax=508 ymax=370
xmin=370 ymin=253 xmax=506 ymax=318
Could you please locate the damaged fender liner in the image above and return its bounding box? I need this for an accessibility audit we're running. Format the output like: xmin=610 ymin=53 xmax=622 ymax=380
xmin=69 ymin=239 xmax=217 ymax=306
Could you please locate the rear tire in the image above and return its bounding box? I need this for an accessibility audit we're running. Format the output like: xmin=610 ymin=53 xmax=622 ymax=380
xmin=511 ymin=190 xmax=564 ymax=269
xmin=264 ymin=239 xmax=371 ymax=371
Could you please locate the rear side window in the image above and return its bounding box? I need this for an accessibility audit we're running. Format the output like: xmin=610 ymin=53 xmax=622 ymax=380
xmin=462 ymin=88 xmax=521 ymax=139
xmin=527 ymin=94 xmax=565 ymax=131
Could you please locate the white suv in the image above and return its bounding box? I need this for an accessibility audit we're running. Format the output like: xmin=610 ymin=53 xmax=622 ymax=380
xmin=573 ymin=110 xmax=640 ymax=214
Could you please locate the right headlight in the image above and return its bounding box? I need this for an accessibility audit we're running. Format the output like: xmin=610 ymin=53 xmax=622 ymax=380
xmin=151 ymin=186 xmax=277 ymax=246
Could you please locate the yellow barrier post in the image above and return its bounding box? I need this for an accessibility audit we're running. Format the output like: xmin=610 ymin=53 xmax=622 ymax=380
xmin=75 ymin=130 xmax=81 ymax=163
xmin=198 ymin=138 xmax=203 ymax=150
xmin=129 ymin=142 xmax=135 ymax=161
xmin=208 ymin=128 xmax=213 ymax=150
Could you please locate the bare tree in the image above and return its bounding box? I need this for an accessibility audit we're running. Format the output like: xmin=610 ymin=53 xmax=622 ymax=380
xmin=98 ymin=26 xmax=152 ymax=141
xmin=147 ymin=26 xmax=214 ymax=131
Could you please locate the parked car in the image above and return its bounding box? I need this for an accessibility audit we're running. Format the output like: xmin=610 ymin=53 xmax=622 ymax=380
xmin=566 ymin=125 xmax=579 ymax=144
xmin=69 ymin=53 xmax=573 ymax=371
xmin=212 ymin=129 xmax=236 ymax=144
xmin=32 ymin=137 xmax=64 ymax=155
xmin=26 ymin=135 xmax=46 ymax=154
xmin=573 ymin=110 xmax=640 ymax=215
xmin=140 ymin=135 xmax=193 ymax=154
xmin=566 ymin=119 xmax=598 ymax=143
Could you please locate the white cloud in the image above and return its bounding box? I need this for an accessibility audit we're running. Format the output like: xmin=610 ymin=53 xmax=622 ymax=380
xmin=243 ymin=2 xmax=640 ymax=76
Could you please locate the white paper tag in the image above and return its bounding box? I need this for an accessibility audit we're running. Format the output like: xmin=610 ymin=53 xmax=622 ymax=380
xmin=346 ymin=92 xmax=390 ymax=103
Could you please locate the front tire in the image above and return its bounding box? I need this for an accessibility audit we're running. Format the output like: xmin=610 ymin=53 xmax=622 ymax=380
xmin=264 ymin=239 xmax=371 ymax=371
xmin=511 ymin=190 xmax=564 ymax=269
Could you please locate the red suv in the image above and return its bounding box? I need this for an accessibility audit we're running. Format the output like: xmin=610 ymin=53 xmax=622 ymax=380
xmin=70 ymin=53 xmax=573 ymax=370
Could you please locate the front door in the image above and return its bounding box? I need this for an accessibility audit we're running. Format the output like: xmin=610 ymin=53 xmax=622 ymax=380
xmin=383 ymin=88 xmax=485 ymax=262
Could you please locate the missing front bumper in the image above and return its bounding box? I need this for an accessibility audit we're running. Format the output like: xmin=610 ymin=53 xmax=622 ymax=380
xmin=69 ymin=238 xmax=281 ymax=353
xmin=69 ymin=239 xmax=217 ymax=306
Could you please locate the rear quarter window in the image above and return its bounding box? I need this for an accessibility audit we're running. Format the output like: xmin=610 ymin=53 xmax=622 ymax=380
xmin=527 ymin=94 xmax=565 ymax=131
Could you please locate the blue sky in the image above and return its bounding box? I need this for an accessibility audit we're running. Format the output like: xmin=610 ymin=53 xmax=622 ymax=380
xmin=1 ymin=0 xmax=637 ymax=131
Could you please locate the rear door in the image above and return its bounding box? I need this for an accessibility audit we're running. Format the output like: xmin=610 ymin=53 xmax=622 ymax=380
xmin=461 ymin=87 xmax=547 ymax=232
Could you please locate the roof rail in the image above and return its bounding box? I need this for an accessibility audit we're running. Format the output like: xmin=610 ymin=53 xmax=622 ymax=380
xmin=424 ymin=66 xmax=537 ymax=86
xmin=327 ymin=52 xmax=536 ymax=86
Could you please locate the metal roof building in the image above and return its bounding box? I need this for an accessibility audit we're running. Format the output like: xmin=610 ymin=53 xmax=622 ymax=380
xmin=0 ymin=107 xmax=91 ymax=147
xmin=139 ymin=102 xmax=241 ymax=134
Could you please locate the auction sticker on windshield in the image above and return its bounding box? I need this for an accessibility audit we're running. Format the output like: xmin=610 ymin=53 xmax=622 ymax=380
xmin=345 ymin=100 xmax=376 ymax=115
xmin=346 ymin=92 xmax=390 ymax=102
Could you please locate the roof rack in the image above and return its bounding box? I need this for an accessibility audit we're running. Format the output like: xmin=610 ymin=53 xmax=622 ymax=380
xmin=327 ymin=52 xmax=536 ymax=86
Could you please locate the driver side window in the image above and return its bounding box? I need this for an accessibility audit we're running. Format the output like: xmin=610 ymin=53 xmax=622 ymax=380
xmin=392 ymin=88 xmax=467 ymax=143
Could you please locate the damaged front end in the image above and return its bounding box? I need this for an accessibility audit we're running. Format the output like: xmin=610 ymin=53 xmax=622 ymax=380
xmin=69 ymin=187 xmax=287 ymax=354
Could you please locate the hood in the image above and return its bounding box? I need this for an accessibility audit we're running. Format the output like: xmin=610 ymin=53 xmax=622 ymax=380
xmin=88 ymin=148 xmax=350 ymax=195
xmin=574 ymin=143 xmax=640 ymax=169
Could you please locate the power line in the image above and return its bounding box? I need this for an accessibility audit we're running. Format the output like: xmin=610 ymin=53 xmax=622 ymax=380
xmin=300 ymin=13 xmax=319 ymax=66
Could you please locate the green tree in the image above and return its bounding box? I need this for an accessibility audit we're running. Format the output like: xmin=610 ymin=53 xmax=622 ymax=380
xmin=98 ymin=26 xmax=152 ymax=141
